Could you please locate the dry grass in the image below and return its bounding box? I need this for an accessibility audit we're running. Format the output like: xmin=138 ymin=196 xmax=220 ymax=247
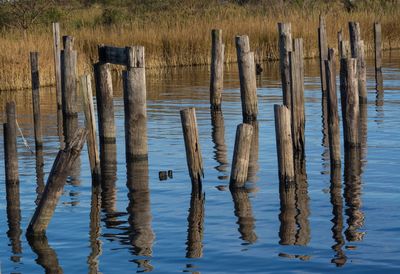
xmin=0 ymin=2 xmax=399 ymax=90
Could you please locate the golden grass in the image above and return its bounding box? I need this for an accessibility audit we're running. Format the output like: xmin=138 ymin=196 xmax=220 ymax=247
xmin=0 ymin=3 xmax=399 ymax=90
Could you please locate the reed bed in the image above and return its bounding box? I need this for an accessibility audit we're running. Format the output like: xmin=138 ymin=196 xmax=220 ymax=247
xmin=0 ymin=2 xmax=399 ymax=91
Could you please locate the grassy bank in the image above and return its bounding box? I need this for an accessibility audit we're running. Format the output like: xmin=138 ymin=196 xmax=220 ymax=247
xmin=0 ymin=0 xmax=399 ymax=90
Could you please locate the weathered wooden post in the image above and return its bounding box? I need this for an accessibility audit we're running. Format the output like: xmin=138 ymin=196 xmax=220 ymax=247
xmin=340 ymin=58 xmax=359 ymax=148
xmin=123 ymin=46 xmax=148 ymax=163
xmin=318 ymin=15 xmax=328 ymax=96
xmin=247 ymin=120 xmax=259 ymax=183
xmin=274 ymin=105 xmax=294 ymax=183
xmin=289 ymin=38 xmax=305 ymax=159
xmin=349 ymin=22 xmax=367 ymax=103
xmin=338 ymin=28 xmax=343 ymax=59
xmin=374 ymin=22 xmax=383 ymax=90
xmin=235 ymin=35 xmax=258 ymax=123
xmin=278 ymin=23 xmax=292 ymax=106
xmin=61 ymin=36 xmax=78 ymax=147
xmin=180 ymin=108 xmax=204 ymax=185
xmin=52 ymin=22 xmax=63 ymax=145
xmin=229 ymin=123 xmax=253 ymax=189
xmin=339 ymin=40 xmax=351 ymax=59
xmin=80 ymin=75 xmax=101 ymax=184
xmin=27 ymin=128 xmax=87 ymax=235
xmin=4 ymin=102 xmax=19 ymax=185
xmin=210 ymin=29 xmax=224 ymax=110
xmin=325 ymin=49 xmax=341 ymax=167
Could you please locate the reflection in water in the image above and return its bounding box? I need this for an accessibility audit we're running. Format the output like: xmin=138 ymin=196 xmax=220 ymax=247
xmin=87 ymin=184 xmax=102 ymax=274
xmin=330 ymin=167 xmax=347 ymax=267
xmin=186 ymin=182 xmax=205 ymax=259
xmin=6 ymin=179 xmax=22 ymax=263
xmin=321 ymin=92 xmax=330 ymax=174
xmin=344 ymin=148 xmax=365 ymax=242
xmin=27 ymin=234 xmax=63 ymax=274
xmin=231 ymin=188 xmax=257 ymax=244
xmin=101 ymin=143 xmax=117 ymax=220
xmin=126 ymin=160 xmax=154 ymax=271
xmin=35 ymin=147 xmax=45 ymax=205
xmin=210 ymin=110 xmax=228 ymax=179
xmin=247 ymin=121 xmax=259 ymax=183
xmin=279 ymin=160 xmax=310 ymax=246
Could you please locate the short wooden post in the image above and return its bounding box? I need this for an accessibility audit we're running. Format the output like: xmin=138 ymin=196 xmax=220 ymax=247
xmin=123 ymin=46 xmax=148 ymax=162
xmin=274 ymin=105 xmax=294 ymax=183
xmin=80 ymin=75 xmax=101 ymax=184
xmin=61 ymin=36 xmax=78 ymax=147
xmin=325 ymin=49 xmax=341 ymax=167
xmin=52 ymin=23 xmax=63 ymax=145
xmin=210 ymin=29 xmax=224 ymax=110
xmin=318 ymin=15 xmax=328 ymax=95
xmin=340 ymin=58 xmax=359 ymax=148
xmin=180 ymin=108 xmax=204 ymax=185
xmin=27 ymin=128 xmax=87 ymax=235
xmin=235 ymin=35 xmax=258 ymax=123
xmin=374 ymin=22 xmax=383 ymax=89
xmin=349 ymin=22 xmax=361 ymax=58
xmin=247 ymin=120 xmax=259 ymax=183
xmin=229 ymin=123 xmax=253 ymax=188
xmin=278 ymin=23 xmax=292 ymax=107
xmin=4 ymin=101 xmax=19 ymax=185
xmin=289 ymin=38 xmax=305 ymax=159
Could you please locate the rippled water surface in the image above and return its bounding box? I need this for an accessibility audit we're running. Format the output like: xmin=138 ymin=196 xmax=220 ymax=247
xmin=0 ymin=52 xmax=399 ymax=273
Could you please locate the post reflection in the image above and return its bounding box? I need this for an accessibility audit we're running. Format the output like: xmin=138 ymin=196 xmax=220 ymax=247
xmin=101 ymin=142 xmax=117 ymax=226
xmin=321 ymin=92 xmax=330 ymax=174
xmin=6 ymin=179 xmax=22 ymax=263
xmin=27 ymin=234 xmax=63 ymax=274
xmin=247 ymin=121 xmax=259 ymax=183
xmin=230 ymin=188 xmax=257 ymax=244
xmin=279 ymin=160 xmax=310 ymax=246
xmin=186 ymin=182 xmax=205 ymax=258
xmin=87 ymin=184 xmax=102 ymax=274
xmin=210 ymin=110 xmax=228 ymax=179
xmin=344 ymin=148 xmax=365 ymax=242
xmin=126 ymin=160 xmax=154 ymax=270
xmin=330 ymin=166 xmax=347 ymax=267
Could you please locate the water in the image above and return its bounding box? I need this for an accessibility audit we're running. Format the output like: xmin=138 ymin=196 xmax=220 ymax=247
xmin=0 ymin=52 xmax=400 ymax=273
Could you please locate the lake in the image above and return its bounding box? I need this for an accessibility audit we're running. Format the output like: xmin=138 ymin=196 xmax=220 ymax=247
xmin=0 ymin=51 xmax=399 ymax=273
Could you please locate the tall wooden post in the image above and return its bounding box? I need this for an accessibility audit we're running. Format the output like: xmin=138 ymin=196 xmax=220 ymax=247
xmin=318 ymin=15 xmax=328 ymax=95
xmin=235 ymin=35 xmax=258 ymax=123
xmin=374 ymin=22 xmax=383 ymax=90
xmin=325 ymin=49 xmax=341 ymax=167
xmin=52 ymin=22 xmax=63 ymax=145
xmin=274 ymin=105 xmax=294 ymax=184
xmin=278 ymin=23 xmax=292 ymax=107
xmin=123 ymin=46 xmax=148 ymax=163
xmin=210 ymin=29 xmax=224 ymax=110
xmin=338 ymin=29 xmax=343 ymax=59
xmin=349 ymin=22 xmax=367 ymax=103
xmin=180 ymin=108 xmax=204 ymax=186
xmin=289 ymin=38 xmax=305 ymax=159
xmin=229 ymin=123 xmax=253 ymax=189
xmin=340 ymin=58 xmax=359 ymax=148
xmin=30 ymin=52 xmax=43 ymax=152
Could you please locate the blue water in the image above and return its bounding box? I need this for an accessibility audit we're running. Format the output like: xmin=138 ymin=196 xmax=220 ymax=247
xmin=0 ymin=52 xmax=399 ymax=273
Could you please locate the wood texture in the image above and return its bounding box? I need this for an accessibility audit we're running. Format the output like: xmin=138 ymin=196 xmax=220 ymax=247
xmin=52 ymin=22 xmax=63 ymax=144
xmin=210 ymin=29 xmax=225 ymax=110
xmin=229 ymin=123 xmax=253 ymax=188
xmin=374 ymin=22 xmax=383 ymax=85
xmin=318 ymin=15 xmax=328 ymax=94
xmin=235 ymin=35 xmax=258 ymax=122
xmin=27 ymin=128 xmax=87 ymax=235
xmin=274 ymin=105 xmax=294 ymax=183
xmin=123 ymin=46 xmax=148 ymax=162
xmin=30 ymin=52 xmax=43 ymax=149
xmin=4 ymin=101 xmax=19 ymax=184
xmin=180 ymin=108 xmax=204 ymax=185
xmin=278 ymin=23 xmax=292 ymax=107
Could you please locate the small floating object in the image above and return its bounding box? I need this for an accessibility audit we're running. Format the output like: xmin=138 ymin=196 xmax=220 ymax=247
xmin=159 ymin=171 xmax=168 ymax=181
xmin=215 ymin=185 xmax=228 ymax=191
xmin=168 ymin=170 xmax=173 ymax=178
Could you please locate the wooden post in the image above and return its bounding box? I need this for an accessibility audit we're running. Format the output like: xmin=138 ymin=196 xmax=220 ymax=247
xmin=27 ymin=128 xmax=87 ymax=235
xmin=4 ymin=101 xmax=19 ymax=185
xmin=278 ymin=23 xmax=292 ymax=107
xmin=374 ymin=22 xmax=383 ymax=89
xmin=52 ymin=22 xmax=63 ymax=145
xmin=80 ymin=75 xmax=101 ymax=184
xmin=229 ymin=123 xmax=253 ymax=188
xmin=180 ymin=108 xmax=203 ymax=185
xmin=235 ymin=35 xmax=258 ymax=123
xmin=338 ymin=29 xmax=343 ymax=59
xmin=289 ymin=38 xmax=305 ymax=159
xmin=61 ymin=36 xmax=78 ymax=147
xmin=325 ymin=49 xmax=341 ymax=167
xmin=339 ymin=40 xmax=351 ymax=59
xmin=274 ymin=105 xmax=294 ymax=183
xmin=123 ymin=46 xmax=148 ymax=162
xmin=210 ymin=29 xmax=224 ymax=110
xmin=358 ymin=40 xmax=367 ymax=103
xmin=30 ymin=52 xmax=43 ymax=151
xmin=247 ymin=120 xmax=259 ymax=183
xmin=318 ymin=15 xmax=328 ymax=95
xmin=340 ymin=58 xmax=359 ymax=148
xmin=349 ymin=22 xmax=361 ymax=58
